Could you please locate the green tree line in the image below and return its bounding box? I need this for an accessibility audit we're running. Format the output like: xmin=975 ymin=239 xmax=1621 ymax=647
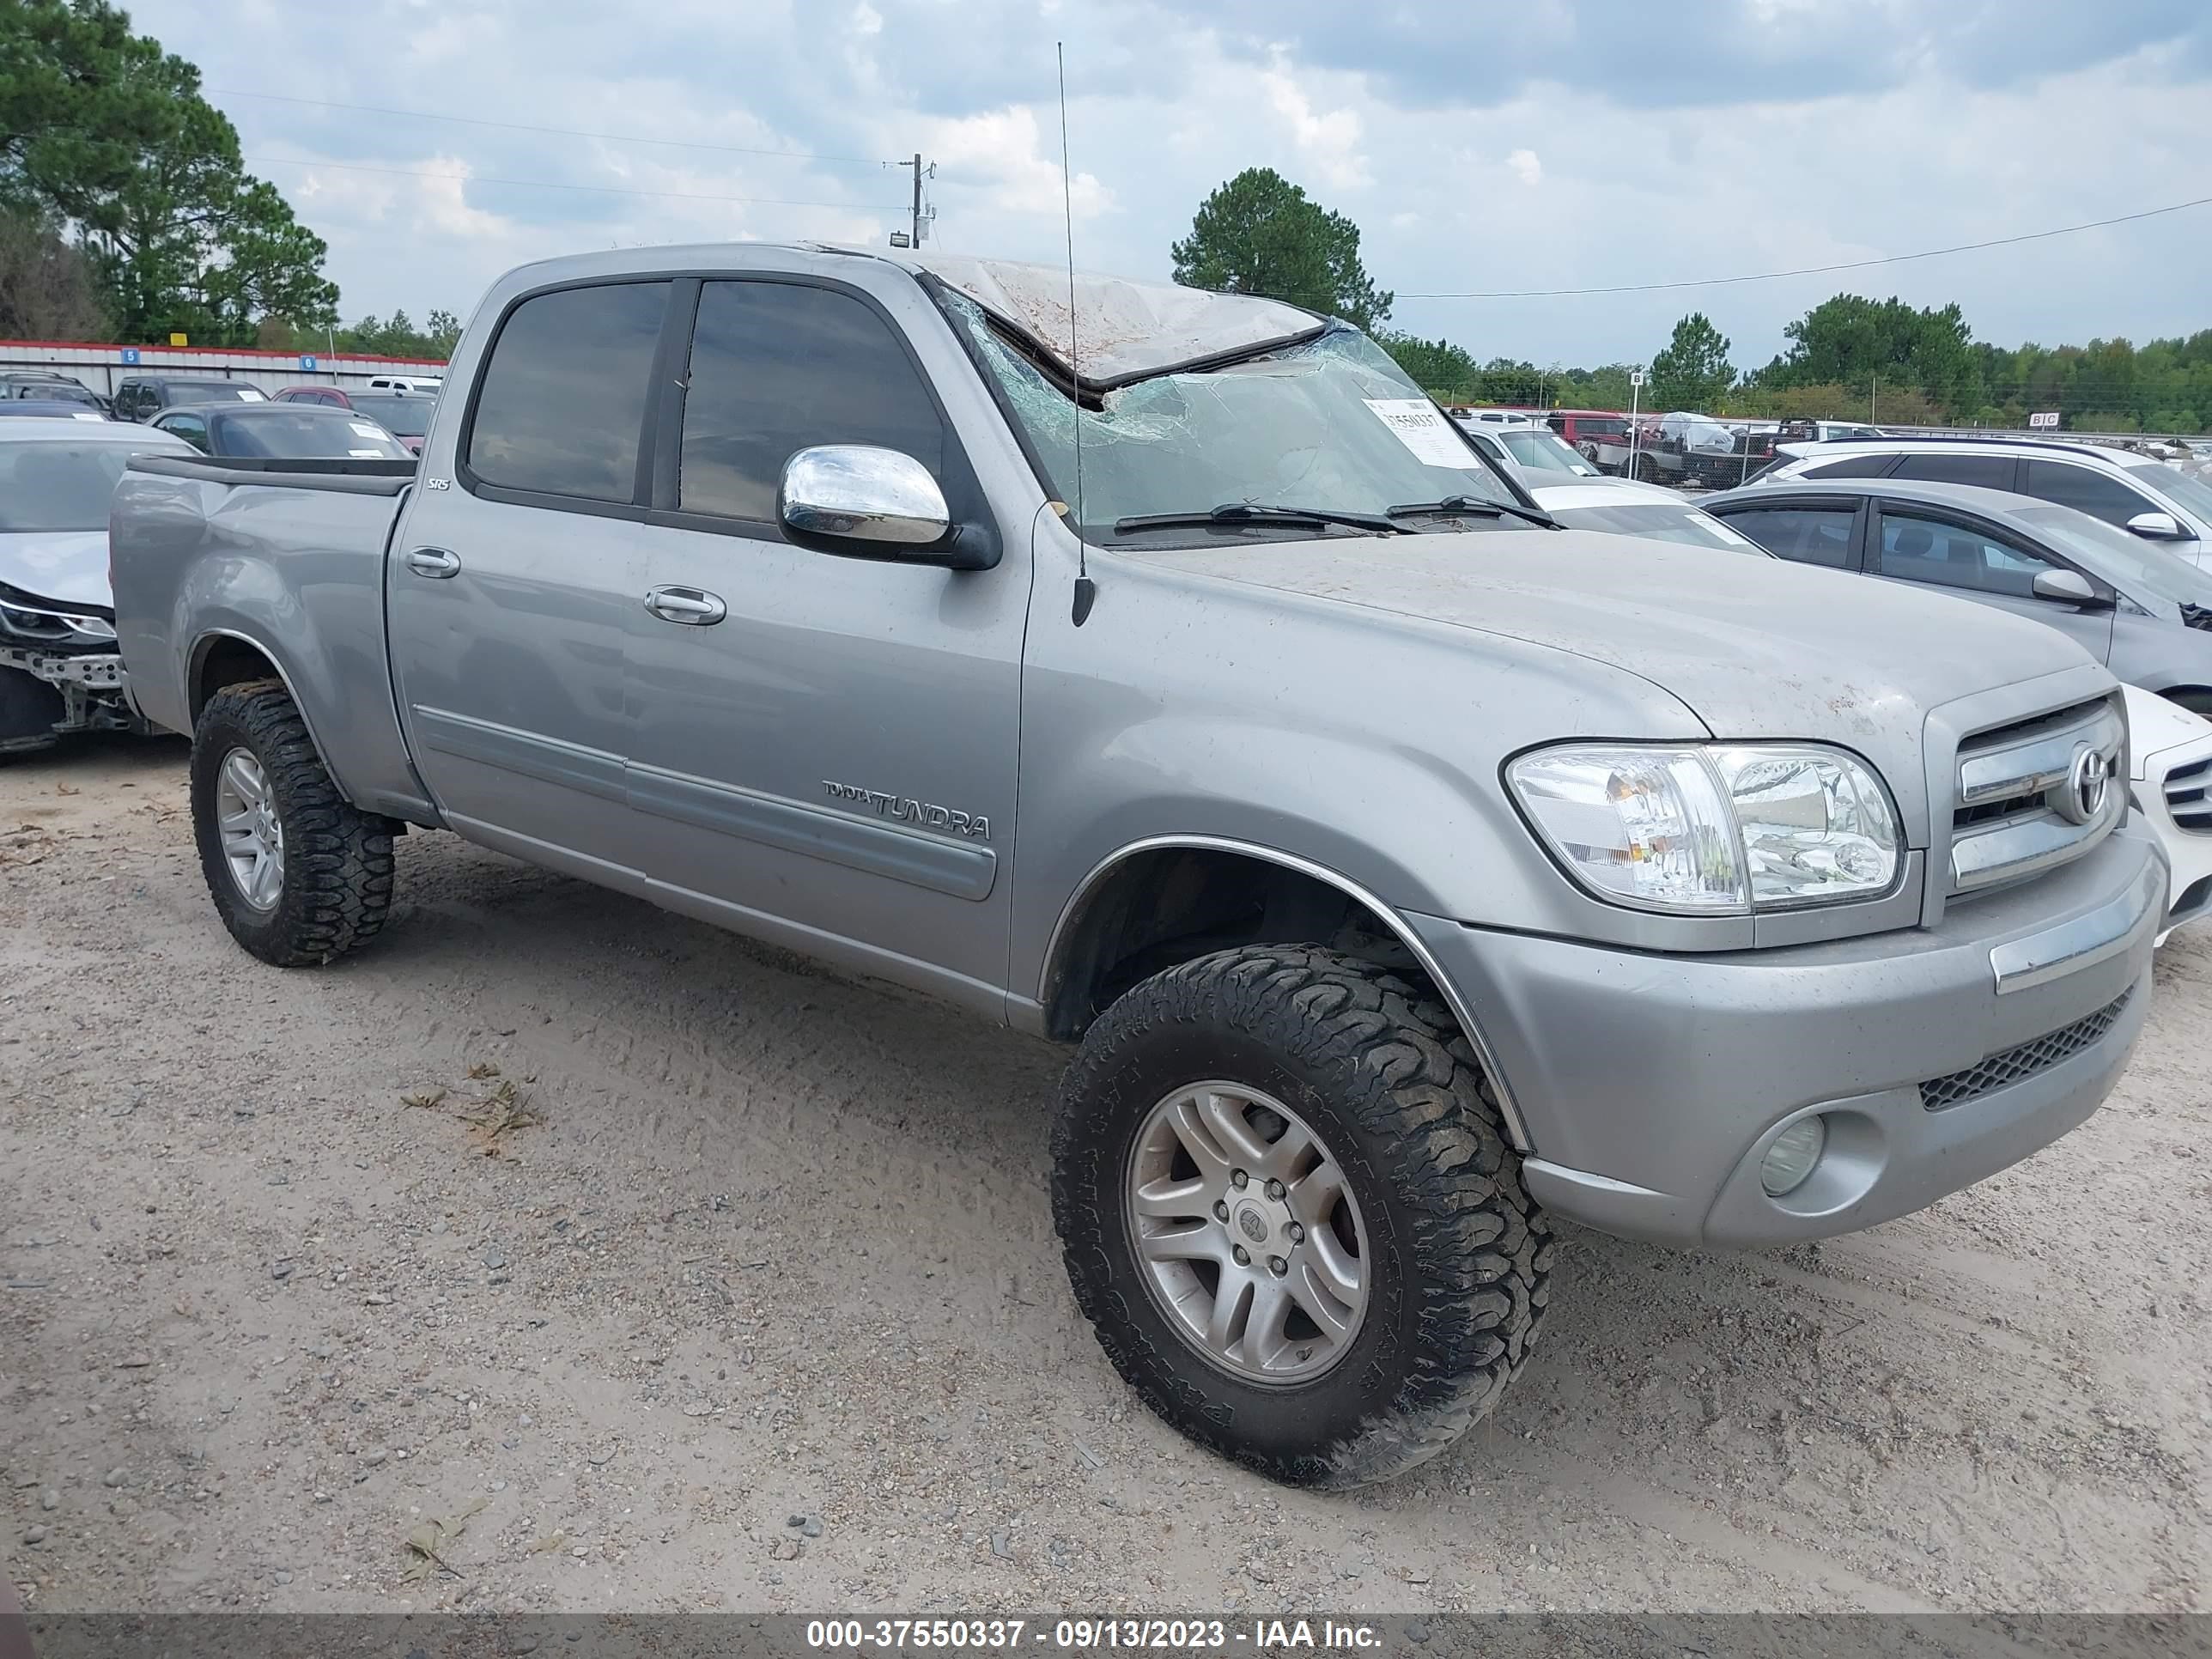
xmin=1170 ymin=167 xmax=2212 ymax=434
xmin=1 ymin=0 xmax=458 ymax=356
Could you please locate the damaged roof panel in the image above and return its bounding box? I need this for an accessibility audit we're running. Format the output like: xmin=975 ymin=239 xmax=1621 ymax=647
xmin=842 ymin=247 xmax=1326 ymax=388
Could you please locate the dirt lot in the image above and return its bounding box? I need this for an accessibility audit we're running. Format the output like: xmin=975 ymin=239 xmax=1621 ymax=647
xmin=2 ymin=738 xmax=2207 ymax=1616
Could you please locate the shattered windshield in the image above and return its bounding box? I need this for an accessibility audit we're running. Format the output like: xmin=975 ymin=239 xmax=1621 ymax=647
xmin=942 ymin=291 xmax=1522 ymax=544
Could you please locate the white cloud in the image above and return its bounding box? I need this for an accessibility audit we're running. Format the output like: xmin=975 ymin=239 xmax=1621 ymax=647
xmin=917 ymin=106 xmax=1112 ymax=221
xmin=116 ymin=0 xmax=2212 ymax=369
xmin=1260 ymin=58 xmax=1371 ymax=191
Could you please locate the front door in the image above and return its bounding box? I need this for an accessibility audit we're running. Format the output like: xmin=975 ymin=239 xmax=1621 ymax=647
xmin=1869 ymin=504 xmax=2117 ymax=664
xmin=623 ymin=274 xmax=1029 ymax=1006
xmin=387 ymin=277 xmax=672 ymax=869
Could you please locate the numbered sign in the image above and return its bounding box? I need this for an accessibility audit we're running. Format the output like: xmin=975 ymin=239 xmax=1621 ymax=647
xmin=300 ymin=355 xmax=319 ymax=371
xmin=119 ymin=347 xmax=141 ymax=365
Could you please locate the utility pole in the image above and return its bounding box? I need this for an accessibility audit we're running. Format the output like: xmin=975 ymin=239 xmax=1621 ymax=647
xmin=896 ymin=154 xmax=934 ymax=247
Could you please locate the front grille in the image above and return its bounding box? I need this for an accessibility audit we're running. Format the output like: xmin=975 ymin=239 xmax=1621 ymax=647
xmin=1919 ymin=989 xmax=2133 ymax=1111
xmin=2165 ymin=756 xmax=2212 ymax=833
xmin=1948 ymin=696 xmax=2124 ymax=893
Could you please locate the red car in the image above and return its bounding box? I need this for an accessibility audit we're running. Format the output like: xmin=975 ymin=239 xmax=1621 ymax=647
xmin=273 ymin=386 xmax=434 ymax=454
xmin=271 ymin=384 xmax=358 ymax=409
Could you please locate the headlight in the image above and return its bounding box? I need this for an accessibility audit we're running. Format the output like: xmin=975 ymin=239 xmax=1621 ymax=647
xmin=1508 ymin=743 xmax=1901 ymax=915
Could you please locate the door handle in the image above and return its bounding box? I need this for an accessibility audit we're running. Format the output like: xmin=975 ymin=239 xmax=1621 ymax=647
xmin=404 ymin=547 xmax=461 ymax=579
xmin=644 ymin=586 xmax=726 ymax=625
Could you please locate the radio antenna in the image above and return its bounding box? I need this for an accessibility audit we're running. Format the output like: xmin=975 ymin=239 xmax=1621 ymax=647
xmin=1057 ymin=41 xmax=1097 ymax=627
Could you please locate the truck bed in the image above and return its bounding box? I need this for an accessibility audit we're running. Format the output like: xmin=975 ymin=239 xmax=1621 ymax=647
xmin=110 ymin=453 xmax=432 ymax=822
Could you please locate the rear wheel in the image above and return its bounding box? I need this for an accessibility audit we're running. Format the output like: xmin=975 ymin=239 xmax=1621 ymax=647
xmin=1051 ymin=945 xmax=1552 ymax=1488
xmin=1633 ymin=453 xmax=1661 ymax=483
xmin=191 ymin=682 xmax=395 ymax=965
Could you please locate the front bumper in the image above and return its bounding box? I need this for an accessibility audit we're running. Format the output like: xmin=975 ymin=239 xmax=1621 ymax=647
xmin=0 ymin=643 xmax=136 ymax=734
xmin=2132 ymin=733 xmax=2212 ymax=942
xmin=1406 ymin=824 xmax=2161 ymax=1249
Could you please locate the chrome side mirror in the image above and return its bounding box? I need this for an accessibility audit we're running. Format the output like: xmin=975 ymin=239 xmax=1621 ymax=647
xmin=2124 ymin=510 xmax=2188 ymax=540
xmin=2031 ymin=568 xmax=2103 ymax=605
xmin=779 ymin=445 xmax=950 ymax=549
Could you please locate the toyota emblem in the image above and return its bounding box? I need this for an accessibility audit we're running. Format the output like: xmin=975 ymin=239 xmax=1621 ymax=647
xmin=2059 ymin=746 xmax=2112 ymax=825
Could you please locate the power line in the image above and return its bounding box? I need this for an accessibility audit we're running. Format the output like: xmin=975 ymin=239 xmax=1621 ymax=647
xmin=212 ymin=88 xmax=896 ymax=168
xmin=1401 ymin=195 xmax=2212 ymax=300
xmin=245 ymin=154 xmax=903 ymax=213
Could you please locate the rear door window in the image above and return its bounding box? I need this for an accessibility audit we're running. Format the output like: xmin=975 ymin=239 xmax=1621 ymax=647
xmin=1890 ymin=452 xmax=2018 ymax=489
xmin=1800 ymin=454 xmax=1899 ymax=480
xmin=1711 ymin=505 xmax=1859 ymax=568
xmin=2021 ymin=459 xmax=2157 ymax=529
xmin=465 ymin=280 xmax=670 ymax=505
xmin=674 ymin=279 xmax=947 ymax=525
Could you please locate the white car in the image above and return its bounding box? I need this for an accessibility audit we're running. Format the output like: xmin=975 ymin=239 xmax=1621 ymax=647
xmin=366 ymin=374 xmax=443 ymax=393
xmin=2123 ymin=684 xmax=2212 ymax=944
xmin=1527 ymin=477 xmax=1765 ymax=553
xmin=1458 ymin=421 xmax=1601 ymax=481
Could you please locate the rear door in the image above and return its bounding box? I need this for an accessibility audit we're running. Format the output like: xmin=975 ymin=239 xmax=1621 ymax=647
xmin=386 ymin=277 xmax=671 ymax=867
xmin=622 ymin=271 xmax=1029 ymax=1003
xmin=1867 ymin=501 xmax=2115 ymax=663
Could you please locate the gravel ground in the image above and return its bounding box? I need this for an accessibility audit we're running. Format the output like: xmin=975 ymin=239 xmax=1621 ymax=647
xmin=2 ymin=738 xmax=2207 ymax=1616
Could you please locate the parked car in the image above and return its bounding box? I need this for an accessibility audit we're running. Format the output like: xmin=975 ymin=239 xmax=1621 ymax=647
xmin=1631 ymin=410 xmax=1778 ymax=489
xmin=1541 ymin=408 xmax=1633 ymax=471
xmin=270 ymin=384 xmax=358 ymax=408
xmin=1528 ymin=477 xmax=1764 ymax=552
xmin=1754 ymin=435 xmax=2212 ymax=562
xmin=0 ymin=417 xmax=195 ymax=754
xmin=343 ymin=392 xmax=436 ymax=455
xmin=1702 ymin=477 xmax=2212 ymax=715
xmin=152 ymin=403 xmax=414 ymax=460
xmin=1775 ymin=418 xmax=1882 ymax=445
xmin=366 ymin=374 xmax=443 ymax=393
xmin=0 ymin=400 xmax=108 ymax=422
xmin=2120 ymin=685 xmax=2212 ymax=942
xmin=0 ymin=372 xmax=108 ymax=413
xmin=1458 ymin=422 xmax=1602 ymax=481
xmin=112 ymin=243 xmax=2160 ymax=1488
xmin=112 ymin=375 xmax=266 ymax=422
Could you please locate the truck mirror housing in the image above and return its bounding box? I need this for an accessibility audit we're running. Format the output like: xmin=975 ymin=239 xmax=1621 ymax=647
xmin=780 ymin=444 xmax=957 ymax=553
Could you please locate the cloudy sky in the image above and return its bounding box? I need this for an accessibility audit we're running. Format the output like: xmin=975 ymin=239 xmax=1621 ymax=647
xmin=131 ymin=0 xmax=2212 ymax=373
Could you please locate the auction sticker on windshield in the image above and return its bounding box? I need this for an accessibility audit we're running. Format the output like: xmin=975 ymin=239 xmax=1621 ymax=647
xmin=1364 ymin=398 xmax=1478 ymax=467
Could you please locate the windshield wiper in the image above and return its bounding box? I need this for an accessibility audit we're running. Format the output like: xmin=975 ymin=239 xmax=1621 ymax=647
xmin=1388 ymin=495 xmax=1563 ymax=531
xmin=1113 ymin=502 xmax=1407 ymax=537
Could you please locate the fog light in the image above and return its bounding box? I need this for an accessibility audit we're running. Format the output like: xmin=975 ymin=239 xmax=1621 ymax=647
xmin=1760 ymin=1116 xmax=1826 ymax=1196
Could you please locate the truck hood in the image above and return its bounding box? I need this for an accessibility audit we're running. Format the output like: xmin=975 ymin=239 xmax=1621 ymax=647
xmin=1122 ymin=529 xmax=2103 ymax=834
xmin=0 ymin=530 xmax=110 ymax=610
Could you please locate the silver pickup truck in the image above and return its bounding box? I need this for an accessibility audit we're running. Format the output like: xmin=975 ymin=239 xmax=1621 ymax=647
xmin=112 ymin=244 xmax=2163 ymax=1489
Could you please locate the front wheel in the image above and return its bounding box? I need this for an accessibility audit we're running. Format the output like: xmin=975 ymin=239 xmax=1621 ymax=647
xmin=1051 ymin=945 xmax=1552 ymax=1488
xmin=191 ymin=682 xmax=395 ymax=966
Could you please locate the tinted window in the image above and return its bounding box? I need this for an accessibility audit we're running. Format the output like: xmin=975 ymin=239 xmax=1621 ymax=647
xmin=0 ymin=442 xmax=142 ymax=529
xmin=210 ymin=409 xmax=410 ymax=459
xmin=1801 ymin=454 xmax=1897 ymax=480
xmin=1891 ymin=452 xmax=2015 ymax=489
xmin=1713 ymin=505 xmax=1857 ymax=568
xmin=160 ymin=413 xmax=209 ymax=452
xmin=467 ymin=281 xmax=668 ymax=502
xmin=2021 ymin=459 xmax=2154 ymax=528
xmin=1876 ymin=511 xmax=2057 ymax=597
xmin=676 ymin=280 xmax=945 ymax=523
xmin=350 ymin=395 xmax=433 ymax=437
